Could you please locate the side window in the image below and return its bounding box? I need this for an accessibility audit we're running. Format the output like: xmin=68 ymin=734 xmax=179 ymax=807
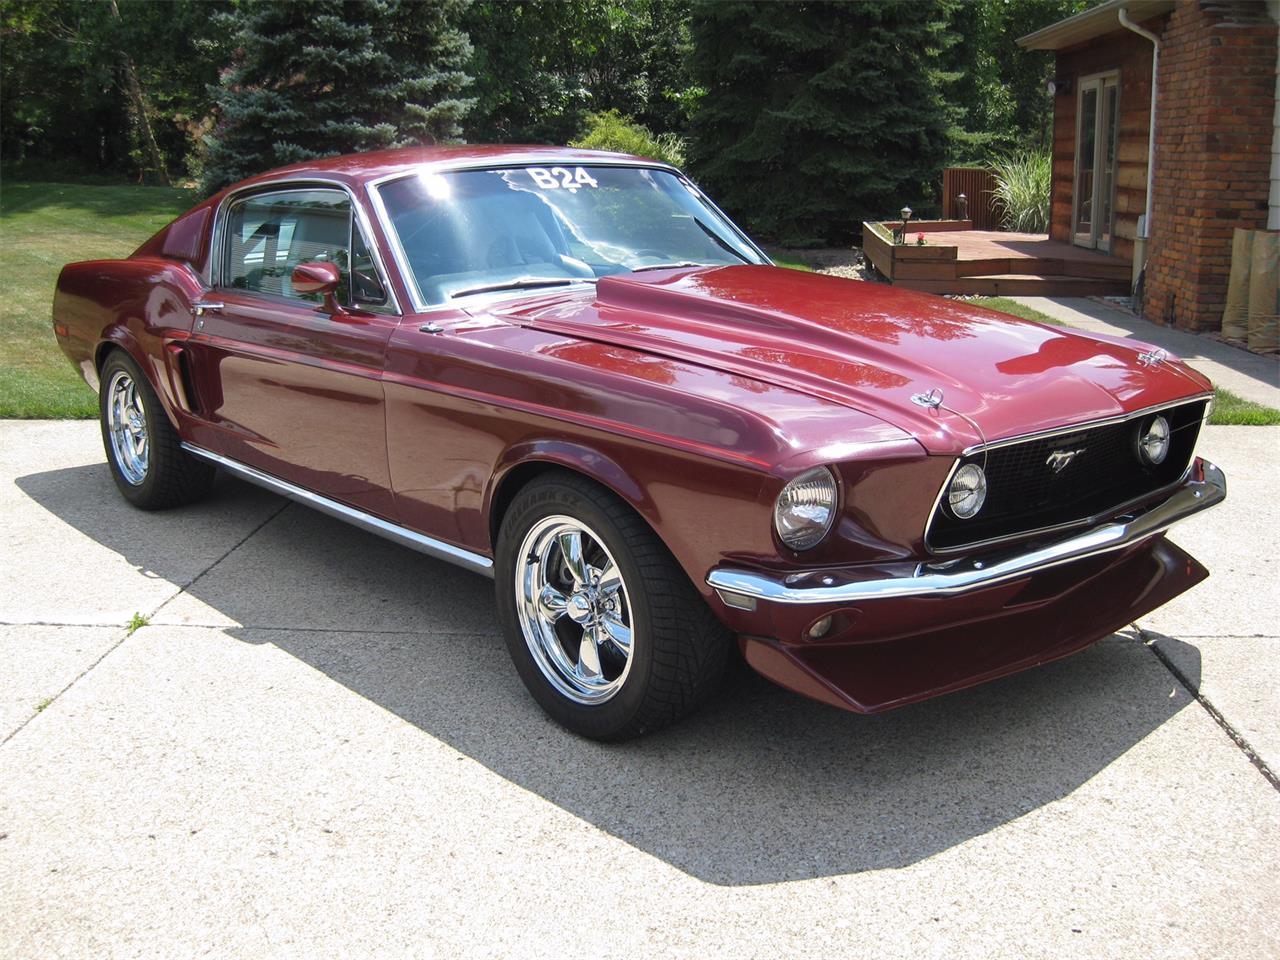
xmin=223 ymin=189 xmax=351 ymax=303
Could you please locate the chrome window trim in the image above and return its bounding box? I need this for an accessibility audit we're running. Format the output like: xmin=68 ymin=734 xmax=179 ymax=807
xmin=922 ymin=394 xmax=1212 ymax=554
xmin=181 ymin=443 xmax=493 ymax=577
xmin=365 ymin=159 xmax=772 ymax=315
xmin=347 ymin=209 xmax=390 ymax=310
xmin=210 ymin=177 xmax=403 ymax=316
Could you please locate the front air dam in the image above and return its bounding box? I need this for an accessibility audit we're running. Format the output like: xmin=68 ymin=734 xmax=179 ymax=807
xmin=739 ymin=534 xmax=1206 ymax=714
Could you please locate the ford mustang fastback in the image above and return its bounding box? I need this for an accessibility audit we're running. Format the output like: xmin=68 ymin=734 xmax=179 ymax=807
xmin=52 ymin=145 xmax=1225 ymax=740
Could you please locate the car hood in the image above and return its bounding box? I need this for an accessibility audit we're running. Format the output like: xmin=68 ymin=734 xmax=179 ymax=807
xmin=490 ymin=265 xmax=1211 ymax=455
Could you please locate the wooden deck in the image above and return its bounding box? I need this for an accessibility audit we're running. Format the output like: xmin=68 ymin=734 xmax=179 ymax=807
xmin=863 ymin=227 xmax=1133 ymax=297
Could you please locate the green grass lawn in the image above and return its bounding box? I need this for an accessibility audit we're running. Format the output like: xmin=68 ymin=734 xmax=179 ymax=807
xmin=766 ymin=253 xmax=814 ymax=272
xmin=0 ymin=180 xmax=194 ymax=418
xmin=969 ymin=296 xmax=1066 ymax=325
xmin=1210 ymin=388 xmax=1280 ymax=425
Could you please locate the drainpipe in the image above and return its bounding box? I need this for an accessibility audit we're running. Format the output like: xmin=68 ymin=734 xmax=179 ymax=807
xmin=1119 ymin=7 xmax=1160 ymax=239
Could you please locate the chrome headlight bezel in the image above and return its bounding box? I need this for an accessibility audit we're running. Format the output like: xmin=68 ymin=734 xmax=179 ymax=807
xmin=947 ymin=462 xmax=988 ymax=520
xmin=773 ymin=466 xmax=839 ymax=551
xmin=1137 ymin=414 xmax=1171 ymax=465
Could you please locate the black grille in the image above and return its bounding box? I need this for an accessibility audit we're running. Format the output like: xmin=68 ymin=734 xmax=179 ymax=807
xmin=928 ymin=399 xmax=1208 ymax=551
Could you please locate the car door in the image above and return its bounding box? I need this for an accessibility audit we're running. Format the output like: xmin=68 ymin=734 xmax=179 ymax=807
xmin=191 ymin=185 xmax=400 ymax=519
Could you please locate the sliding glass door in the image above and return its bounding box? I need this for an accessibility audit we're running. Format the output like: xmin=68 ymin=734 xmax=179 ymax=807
xmin=1073 ymin=73 xmax=1119 ymax=252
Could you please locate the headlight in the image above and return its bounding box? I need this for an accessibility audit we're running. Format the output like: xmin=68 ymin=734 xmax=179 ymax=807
xmin=1138 ymin=415 xmax=1170 ymax=465
xmin=774 ymin=466 xmax=838 ymax=550
xmin=947 ymin=463 xmax=987 ymax=519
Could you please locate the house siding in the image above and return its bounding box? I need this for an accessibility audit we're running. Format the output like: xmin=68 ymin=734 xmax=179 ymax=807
xmin=1051 ymin=28 xmax=1158 ymax=265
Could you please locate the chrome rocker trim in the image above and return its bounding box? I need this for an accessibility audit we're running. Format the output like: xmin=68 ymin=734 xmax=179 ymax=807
xmin=181 ymin=444 xmax=495 ymax=578
xmin=708 ymin=459 xmax=1225 ymax=606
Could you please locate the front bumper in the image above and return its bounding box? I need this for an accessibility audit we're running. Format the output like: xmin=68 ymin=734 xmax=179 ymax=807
xmin=705 ymin=457 xmax=1226 ymax=714
xmin=709 ymin=458 xmax=1225 ymax=608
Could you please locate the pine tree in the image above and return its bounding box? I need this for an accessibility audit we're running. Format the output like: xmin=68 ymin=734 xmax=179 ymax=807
xmin=201 ymin=0 xmax=473 ymax=194
xmin=688 ymin=0 xmax=959 ymax=246
xmin=943 ymin=0 xmax=1090 ymax=160
xmin=462 ymin=0 xmax=696 ymax=147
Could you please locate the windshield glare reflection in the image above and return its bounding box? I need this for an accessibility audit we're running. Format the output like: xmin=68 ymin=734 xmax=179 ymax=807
xmin=377 ymin=165 xmax=764 ymax=306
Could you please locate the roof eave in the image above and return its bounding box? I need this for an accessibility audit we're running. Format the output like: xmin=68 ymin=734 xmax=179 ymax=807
xmin=1017 ymin=0 xmax=1174 ymax=51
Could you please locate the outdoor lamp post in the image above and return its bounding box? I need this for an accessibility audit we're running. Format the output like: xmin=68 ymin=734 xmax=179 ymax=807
xmin=897 ymin=205 xmax=913 ymax=244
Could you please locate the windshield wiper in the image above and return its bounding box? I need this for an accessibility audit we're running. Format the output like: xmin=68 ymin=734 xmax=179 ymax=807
xmin=692 ymin=217 xmax=752 ymax=264
xmin=450 ymin=277 xmax=591 ymax=299
xmin=629 ymin=261 xmax=714 ymax=273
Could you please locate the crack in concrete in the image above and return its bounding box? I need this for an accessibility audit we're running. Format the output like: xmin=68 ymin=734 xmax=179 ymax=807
xmin=149 ymin=499 xmax=293 ymax=620
xmin=0 ymin=623 xmax=130 ymax=748
xmin=1137 ymin=633 xmax=1279 ymax=640
xmin=171 ymin=624 xmax=491 ymax=638
xmin=1133 ymin=623 xmax=1280 ymax=793
xmin=1 ymin=498 xmax=292 ymax=749
xmin=0 ymin=621 xmax=487 ymax=639
xmin=0 ymin=620 xmax=130 ymax=628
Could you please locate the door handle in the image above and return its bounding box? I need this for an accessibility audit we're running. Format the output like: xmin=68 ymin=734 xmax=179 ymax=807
xmin=191 ymin=300 xmax=224 ymax=316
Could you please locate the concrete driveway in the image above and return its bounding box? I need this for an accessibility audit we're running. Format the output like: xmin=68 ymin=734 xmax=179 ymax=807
xmin=2 ymin=420 xmax=1277 ymax=959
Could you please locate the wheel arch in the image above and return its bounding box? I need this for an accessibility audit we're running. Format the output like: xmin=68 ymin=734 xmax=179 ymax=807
xmin=95 ymin=337 xmax=134 ymax=374
xmin=94 ymin=333 xmax=183 ymax=432
xmin=485 ymin=441 xmax=659 ymax=553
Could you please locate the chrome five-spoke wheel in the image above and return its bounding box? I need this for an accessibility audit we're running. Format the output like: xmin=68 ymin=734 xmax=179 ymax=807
xmin=98 ymin=350 xmax=215 ymax=509
xmin=106 ymin=369 xmax=149 ymax=485
xmin=496 ymin=472 xmax=730 ymax=739
xmin=515 ymin=515 xmax=635 ymax=704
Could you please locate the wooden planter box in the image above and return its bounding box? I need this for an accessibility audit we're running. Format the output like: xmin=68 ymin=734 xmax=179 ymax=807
xmin=862 ymin=220 xmax=968 ymax=282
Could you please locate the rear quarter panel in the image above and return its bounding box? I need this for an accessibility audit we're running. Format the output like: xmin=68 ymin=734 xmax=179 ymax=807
xmin=53 ymin=257 xmax=205 ymax=424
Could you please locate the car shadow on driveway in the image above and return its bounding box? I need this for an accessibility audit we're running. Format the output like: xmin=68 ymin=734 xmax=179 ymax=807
xmin=16 ymin=464 xmax=1203 ymax=886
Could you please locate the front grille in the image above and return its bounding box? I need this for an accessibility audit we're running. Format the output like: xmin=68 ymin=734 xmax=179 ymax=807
xmin=927 ymin=398 xmax=1208 ymax=551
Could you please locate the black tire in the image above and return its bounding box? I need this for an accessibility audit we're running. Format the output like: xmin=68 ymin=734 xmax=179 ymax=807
xmin=495 ymin=471 xmax=731 ymax=741
xmin=99 ymin=349 xmax=215 ymax=510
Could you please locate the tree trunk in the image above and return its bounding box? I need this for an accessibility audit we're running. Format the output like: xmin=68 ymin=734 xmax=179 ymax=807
xmin=107 ymin=0 xmax=170 ymax=185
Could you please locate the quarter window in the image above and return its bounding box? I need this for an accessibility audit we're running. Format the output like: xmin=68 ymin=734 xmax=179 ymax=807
xmin=351 ymin=223 xmax=387 ymax=305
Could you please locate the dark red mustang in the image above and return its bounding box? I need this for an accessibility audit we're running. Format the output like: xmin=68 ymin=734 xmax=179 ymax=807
xmin=52 ymin=146 xmax=1225 ymax=739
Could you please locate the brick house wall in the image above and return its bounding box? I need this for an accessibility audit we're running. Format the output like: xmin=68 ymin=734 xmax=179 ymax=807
xmin=1048 ymin=1 xmax=1277 ymax=332
xmin=1143 ymin=1 xmax=1277 ymax=331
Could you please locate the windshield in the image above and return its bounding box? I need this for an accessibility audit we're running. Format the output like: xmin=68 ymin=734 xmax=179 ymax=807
xmin=375 ymin=165 xmax=766 ymax=306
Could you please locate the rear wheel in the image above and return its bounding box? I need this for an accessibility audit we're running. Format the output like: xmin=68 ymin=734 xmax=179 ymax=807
xmin=99 ymin=350 xmax=215 ymax=509
xmin=495 ymin=472 xmax=730 ymax=740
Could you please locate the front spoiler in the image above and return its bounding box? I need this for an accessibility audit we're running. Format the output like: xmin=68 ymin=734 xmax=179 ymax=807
xmin=737 ymin=535 xmax=1208 ymax=714
xmin=708 ymin=458 xmax=1225 ymax=607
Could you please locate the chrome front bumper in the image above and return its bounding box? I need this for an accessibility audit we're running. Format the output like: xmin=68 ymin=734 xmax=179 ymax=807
xmin=708 ymin=458 xmax=1226 ymax=607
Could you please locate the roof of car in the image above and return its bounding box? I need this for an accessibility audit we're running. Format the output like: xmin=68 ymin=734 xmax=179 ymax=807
xmin=237 ymin=144 xmax=670 ymax=191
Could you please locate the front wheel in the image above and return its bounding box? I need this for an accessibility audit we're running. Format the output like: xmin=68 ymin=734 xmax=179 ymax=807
xmin=495 ymin=472 xmax=730 ymax=740
xmin=99 ymin=350 xmax=215 ymax=509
